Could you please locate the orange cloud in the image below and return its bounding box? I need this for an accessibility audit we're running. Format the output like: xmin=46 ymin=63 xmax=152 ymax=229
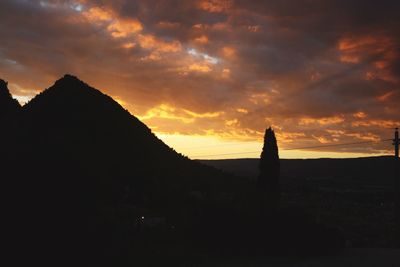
xmin=377 ymin=91 xmax=395 ymax=102
xmin=340 ymin=55 xmax=359 ymax=64
xmin=299 ymin=116 xmax=345 ymax=125
xmin=82 ymin=6 xmax=142 ymax=40
xmin=194 ymin=35 xmax=209 ymax=44
xmin=107 ymin=19 xmax=142 ymax=38
xmin=353 ymin=111 xmax=367 ymax=119
xmin=338 ymin=36 xmax=377 ymax=51
xmin=197 ymin=0 xmax=233 ymax=13
xmin=225 ymin=119 xmax=239 ymax=126
xmin=248 ymin=25 xmax=261 ymax=32
xmin=184 ymin=109 xmax=223 ymax=118
xmin=351 ymin=119 xmax=399 ymax=128
xmin=222 ymin=46 xmax=236 ymax=59
xmin=221 ymin=68 xmax=230 ymax=78
xmin=83 ymin=7 xmax=112 ymax=22
xmin=312 ymin=135 xmax=332 ymax=144
xmin=276 ymin=132 xmax=306 ymax=143
xmin=188 ymin=64 xmax=212 ymax=72
xmin=122 ymin=42 xmax=136 ymax=49
xmin=326 ymin=129 xmax=346 ymax=137
xmin=337 ymin=35 xmax=398 ymax=81
xmin=138 ymin=34 xmax=182 ymax=52
xmin=138 ymin=104 xmax=195 ymax=124
xmin=236 ymin=108 xmax=248 ymax=114
xmin=345 ymin=133 xmax=381 ymax=142
xmin=248 ymin=93 xmax=270 ymax=105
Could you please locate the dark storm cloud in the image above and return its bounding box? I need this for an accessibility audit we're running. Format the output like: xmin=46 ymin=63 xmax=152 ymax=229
xmin=0 ymin=0 xmax=399 ymax=153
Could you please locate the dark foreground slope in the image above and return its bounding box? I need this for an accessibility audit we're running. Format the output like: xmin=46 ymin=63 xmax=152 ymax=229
xmin=200 ymin=157 xmax=399 ymax=248
xmin=0 ymin=79 xmax=21 ymax=117
xmin=2 ymin=75 xmax=236 ymax=264
xmin=0 ymin=79 xmax=21 ymax=150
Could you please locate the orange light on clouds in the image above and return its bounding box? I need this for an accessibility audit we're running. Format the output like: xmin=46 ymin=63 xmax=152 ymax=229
xmin=122 ymin=42 xmax=136 ymax=49
xmin=353 ymin=111 xmax=367 ymax=119
xmin=299 ymin=116 xmax=345 ymax=126
xmin=188 ymin=63 xmax=212 ymax=72
xmin=138 ymin=35 xmax=181 ymax=52
xmin=194 ymin=35 xmax=209 ymax=44
xmin=197 ymin=0 xmax=233 ymax=13
xmin=221 ymin=68 xmax=230 ymax=78
xmin=377 ymin=91 xmax=395 ymax=102
xmin=222 ymin=46 xmax=236 ymax=58
xmin=107 ymin=19 xmax=143 ymax=38
xmin=83 ymin=7 xmax=112 ymax=22
xmin=340 ymin=55 xmax=359 ymax=64
xmin=351 ymin=119 xmax=399 ymax=128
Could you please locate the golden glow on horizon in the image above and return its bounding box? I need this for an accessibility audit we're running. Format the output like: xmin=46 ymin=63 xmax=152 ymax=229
xmin=156 ymin=133 xmax=388 ymax=159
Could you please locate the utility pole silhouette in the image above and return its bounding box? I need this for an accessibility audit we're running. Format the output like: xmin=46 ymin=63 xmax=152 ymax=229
xmin=393 ymin=128 xmax=399 ymax=226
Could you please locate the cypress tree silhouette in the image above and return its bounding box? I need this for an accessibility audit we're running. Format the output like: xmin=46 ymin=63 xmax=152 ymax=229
xmin=258 ymin=127 xmax=280 ymax=210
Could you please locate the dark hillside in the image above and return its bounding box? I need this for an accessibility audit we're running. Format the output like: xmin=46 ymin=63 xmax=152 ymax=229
xmin=0 ymin=79 xmax=21 ymax=119
xmin=0 ymin=79 xmax=21 ymax=205
xmin=1 ymin=75 xmax=351 ymax=264
xmin=3 ymin=75 xmax=237 ymax=264
xmin=15 ymin=75 xmax=232 ymax=202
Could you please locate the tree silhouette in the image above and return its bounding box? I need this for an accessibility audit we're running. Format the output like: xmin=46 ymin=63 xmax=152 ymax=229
xmin=258 ymin=127 xmax=280 ymax=210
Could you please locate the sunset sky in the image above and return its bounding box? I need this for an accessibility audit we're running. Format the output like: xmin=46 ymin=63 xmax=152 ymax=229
xmin=0 ymin=0 xmax=399 ymax=159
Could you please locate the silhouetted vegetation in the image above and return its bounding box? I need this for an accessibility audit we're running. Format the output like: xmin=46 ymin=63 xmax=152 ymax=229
xmin=258 ymin=127 xmax=281 ymax=210
xmin=2 ymin=75 xmax=346 ymax=265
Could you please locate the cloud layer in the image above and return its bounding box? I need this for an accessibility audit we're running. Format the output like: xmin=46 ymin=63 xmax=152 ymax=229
xmin=1 ymin=0 xmax=399 ymax=155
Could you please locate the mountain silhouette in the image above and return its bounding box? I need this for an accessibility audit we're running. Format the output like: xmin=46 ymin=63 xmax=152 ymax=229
xmin=2 ymin=75 xmax=345 ymax=265
xmin=6 ymin=74 xmax=232 ymax=209
xmin=0 ymin=79 xmax=21 ymax=192
xmin=0 ymin=79 xmax=21 ymax=119
xmin=3 ymin=74 xmax=232 ymax=264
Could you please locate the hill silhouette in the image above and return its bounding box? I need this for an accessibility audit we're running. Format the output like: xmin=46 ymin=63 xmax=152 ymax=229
xmin=11 ymin=74 xmax=230 ymax=198
xmin=2 ymin=75 xmax=346 ymax=265
xmin=3 ymin=75 xmax=236 ymax=264
xmin=0 ymin=79 xmax=21 ymax=119
xmin=1 ymin=79 xmax=21 ymax=212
